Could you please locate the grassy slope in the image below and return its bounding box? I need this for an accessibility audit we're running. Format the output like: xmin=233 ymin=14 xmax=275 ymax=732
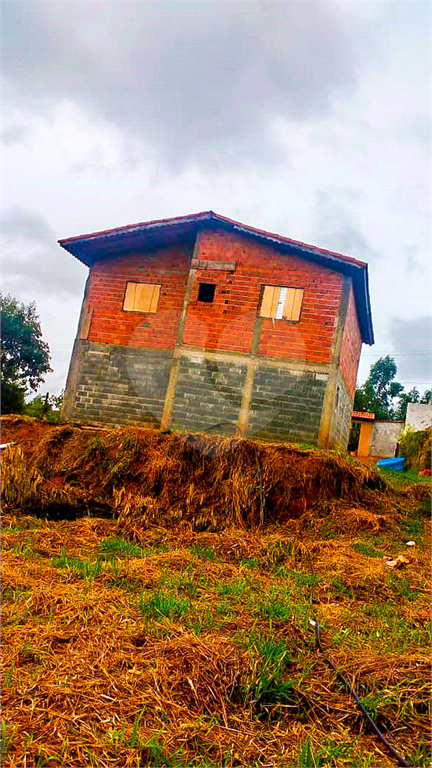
xmin=1 ymin=488 xmax=430 ymax=768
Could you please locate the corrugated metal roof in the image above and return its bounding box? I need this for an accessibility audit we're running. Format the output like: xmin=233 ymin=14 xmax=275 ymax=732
xmin=59 ymin=210 xmax=367 ymax=267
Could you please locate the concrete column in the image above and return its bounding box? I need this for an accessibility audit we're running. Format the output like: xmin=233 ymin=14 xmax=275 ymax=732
xmin=160 ymin=232 xmax=201 ymax=430
xmin=237 ymin=364 xmax=256 ymax=436
xmin=318 ymin=275 xmax=351 ymax=448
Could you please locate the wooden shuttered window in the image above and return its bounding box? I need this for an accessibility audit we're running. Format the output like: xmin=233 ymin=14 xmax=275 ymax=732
xmin=123 ymin=282 xmax=161 ymax=313
xmin=259 ymin=286 xmax=304 ymax=321
xmin=260 ymin=286 xmax=280 ymax=318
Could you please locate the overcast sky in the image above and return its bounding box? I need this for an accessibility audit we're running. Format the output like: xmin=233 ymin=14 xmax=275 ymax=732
xmin=3 ymin=0 xmax=431 ymax=398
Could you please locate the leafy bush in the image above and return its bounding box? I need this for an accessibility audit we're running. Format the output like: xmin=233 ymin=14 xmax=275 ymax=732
xmin=398 ymin=427 xmax=431 ymax=472
xmin=25 ymin=392 xmax=63 ymax=423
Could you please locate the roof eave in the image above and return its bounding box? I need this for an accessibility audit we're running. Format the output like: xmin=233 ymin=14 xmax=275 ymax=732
xmin=214 ymin=219 xmax=373 ymax=344
xmin=58 ymin=210 xmax=374 ymax=344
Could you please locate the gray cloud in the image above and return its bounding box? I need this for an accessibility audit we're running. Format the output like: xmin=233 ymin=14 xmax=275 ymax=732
xmin=315 ymin=189 xmax=380 ymax=261
xmin=2 ymin=207 xmax=86 ymax=296
xmin=3 ymin=0 xmax=366 ymax=167
xmin=388 ymin=316 xmax=432 ymax=385
xmin=1 ymin=125 xmax=28 ymax=145
xmin=404 ymin=247 xmax=425 ymax=275
xmin=2 ymin=0 xmax=429 ymax=402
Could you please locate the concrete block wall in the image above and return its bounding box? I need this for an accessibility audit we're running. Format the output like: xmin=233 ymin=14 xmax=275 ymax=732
xmin=328 ymin=372 xmax=353 ymax=449
xmin=69 ymin=342 xmax=328 ymax=444
xmin=171 ymin=355 xmax=246 ymax=434
xmin=248 ymin=366 xmax=327 ymax=443
xmin=72 ymin=341 xmax=173 ymax=426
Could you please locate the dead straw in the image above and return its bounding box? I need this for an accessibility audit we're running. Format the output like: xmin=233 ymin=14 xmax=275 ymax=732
xmin=1 ymin=424 xmax=414 ymax=534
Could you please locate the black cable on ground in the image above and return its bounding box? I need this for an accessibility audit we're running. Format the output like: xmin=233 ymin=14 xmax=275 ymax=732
xmin=300 ymin=543 xmax=412 ymax=768
xmin=184 ymin=427 xmax=412 ymax=765
xmin=312 ymin=619 xmax=412 ymax=768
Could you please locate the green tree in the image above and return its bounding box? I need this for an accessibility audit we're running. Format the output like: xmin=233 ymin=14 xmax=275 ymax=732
xmin=395 ymin=387 xmax=432 ymax=420
xmin=354 ymin=355 xmax=404 ymax=420
xmin=394 ymin=387 xmax=420 ymax=420
xmin=25 ymin=391 xmax=63 ymax=422
xmin=1 ymin=294 xmax=52 ymax=414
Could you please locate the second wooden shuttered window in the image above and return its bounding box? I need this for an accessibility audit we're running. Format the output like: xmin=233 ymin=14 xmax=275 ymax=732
xmin=123 ymin=282 xmax=161 ymax=313
xmin=260 ymin=286 xmax=304 ymax=321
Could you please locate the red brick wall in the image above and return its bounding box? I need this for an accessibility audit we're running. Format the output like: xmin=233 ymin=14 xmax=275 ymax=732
xmin=87 ymin=244 xmax=190 ymax=349
xmin=339 ymin=285 xmax=362 ymax=396
xmin=183 ymin=229 xmax=343 ymax=363
xmin=85 ymin=228 xmax=349 ymax=367
xmin=183 ymin=263 xmax=257 ymax=354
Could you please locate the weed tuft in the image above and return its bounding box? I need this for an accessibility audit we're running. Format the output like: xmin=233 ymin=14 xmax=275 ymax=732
xmin=138 ymin=591 xmax=190 ymax=621
xmin=351 ymin=542 xmax=386 ymax=558
xmin=99 ymin=537 xmax=142 ymax=558
xmin=51 ymin=549 xmax=103 ymax=581
xmin=241 ymin=633 xmax=295 ymax=717
xmin=189 ymin=544 xmax=216 ymax=560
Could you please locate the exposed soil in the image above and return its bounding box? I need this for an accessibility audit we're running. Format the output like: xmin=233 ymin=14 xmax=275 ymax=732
xmin=0 ymin=415 xmax=57 ymax=446
xmin=1 ymin=418 xmax=407 ymax=532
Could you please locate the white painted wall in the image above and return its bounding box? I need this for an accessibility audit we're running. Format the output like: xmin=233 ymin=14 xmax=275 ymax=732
xmin=370 ymin=421 xmax=404 ymax=457
xmin=405 ymin=403 xmax=432 ymax=431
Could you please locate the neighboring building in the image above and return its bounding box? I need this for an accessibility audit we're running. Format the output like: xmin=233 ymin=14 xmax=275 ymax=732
xmin=369 ymin=420 xmax=405 ymax=458
xmin=350 ymin=411 xmax=406 ymax=459
xmin=350 ymin=402 xmax=432 ymax=458
xmin=405 ymin=403 xmax=432 ymax=432
xmin=60 ymin=211 xmax=374 ymax=447
xmin=350 ymin=411 xmax=376 ymax=457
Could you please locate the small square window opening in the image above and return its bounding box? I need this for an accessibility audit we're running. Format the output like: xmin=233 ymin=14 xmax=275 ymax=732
xmin=198 ymin=283 xmax=216 ymax=303
xmin=123 ymin=282 xmax=161 ymax=313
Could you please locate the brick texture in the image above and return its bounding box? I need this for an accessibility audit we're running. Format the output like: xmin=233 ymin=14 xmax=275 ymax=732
xmin=182 ymin=228 xmax=343 ymax=364
xmin=87 ymin=243 xmax=191 ymax=349
xmin=72 ymin=342 xmax=173 ymax=426
xmin=339 ymin=285 xmax=362 ymax=396
xmin=171 ymin=356 xmax=246 ymax=434
xmin=247 ymin=366 xmax=328 ymax=443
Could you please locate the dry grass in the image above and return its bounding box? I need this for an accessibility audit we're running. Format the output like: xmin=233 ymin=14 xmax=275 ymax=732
xmin=1 ymin=421 xmax=430 ymax=767
xmin=1 ymin=423 xmax=417 ymax=534
xmin=2 ymin=509 xmax=431 ymax=767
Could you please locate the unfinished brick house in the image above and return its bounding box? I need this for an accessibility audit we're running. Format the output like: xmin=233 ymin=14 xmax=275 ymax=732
xmin=60 ymin=211 xmax=374 ymax=447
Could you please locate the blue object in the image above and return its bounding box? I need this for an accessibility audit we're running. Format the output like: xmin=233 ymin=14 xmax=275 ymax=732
xmin=377 ymin=457 xmax=405 ymax=472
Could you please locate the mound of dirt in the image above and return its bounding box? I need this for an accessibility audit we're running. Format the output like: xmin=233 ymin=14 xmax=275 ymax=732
xmin=1 ymin=420 xmax=419 ymax=533
xmin=0 ymin=414 xmax=55 ymax=445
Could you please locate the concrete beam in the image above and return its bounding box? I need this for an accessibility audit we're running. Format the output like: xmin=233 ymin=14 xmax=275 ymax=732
xmin=160 ymin=232 xmax=201 ymax=430
xmin=237 ymin=365 xmax=255 ymax=436
xmin=318 ymin=275 xmax=351 ymax=448
xmin=191 ymin=258 xmax=236 ymax=271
